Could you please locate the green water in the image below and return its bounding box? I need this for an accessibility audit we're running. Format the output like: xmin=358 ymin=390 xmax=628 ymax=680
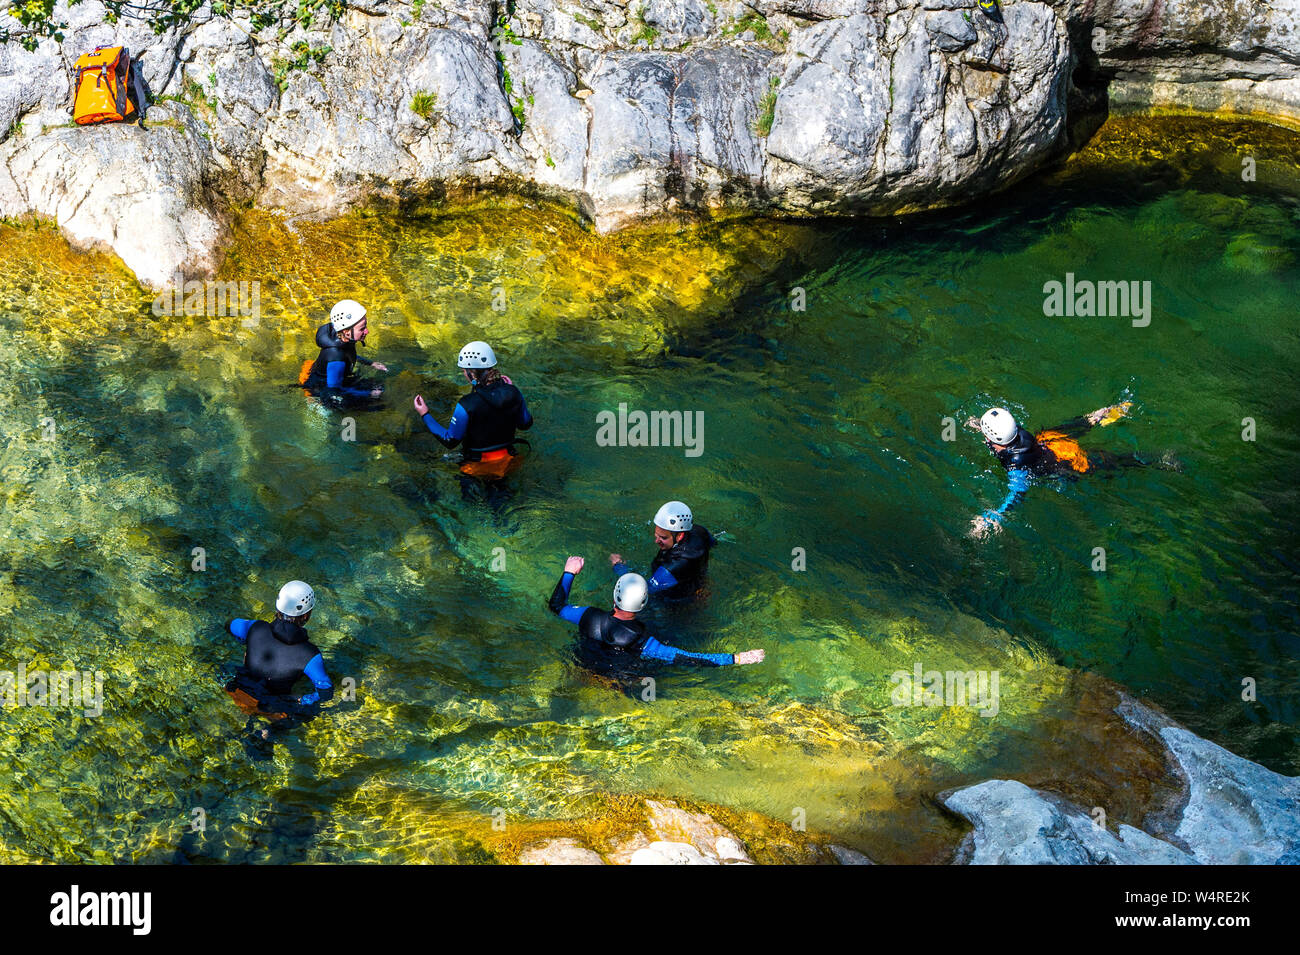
xmin=0 ymin=115 xmax=1297 ymax=863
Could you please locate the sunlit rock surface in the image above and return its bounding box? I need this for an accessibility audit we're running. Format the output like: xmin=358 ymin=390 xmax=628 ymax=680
xmin=944 ymin=699 xmax=1300 ymax=865
xmin=2 ymin=0 xmax=1298 ymax=285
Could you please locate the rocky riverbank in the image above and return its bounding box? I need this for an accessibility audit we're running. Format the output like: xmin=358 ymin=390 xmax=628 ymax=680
xmin=1 ymin=0 xmax=1297 ymax=287
xmin=501 ymin=697 xmax=1300 ymax=864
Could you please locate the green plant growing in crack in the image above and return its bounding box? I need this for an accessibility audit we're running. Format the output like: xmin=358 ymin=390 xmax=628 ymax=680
xmin=411 ymin=90 xmax=438 ymax=121
xmin=272 ymin=41 xmax=333 ymax=92
xmin=493 ymin=14 xmax=527 ymax=130
xmin=630 ymin=4 xmax=658 ymax=45
xmin=751 ymin=75 xmax=780 ymax=137
xmin=724 ymin=12 xmax=773 ymax=43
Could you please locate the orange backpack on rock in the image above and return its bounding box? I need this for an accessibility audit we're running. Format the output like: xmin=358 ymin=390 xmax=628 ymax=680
xmin=71 ymin=46 xmax=148 ymax=126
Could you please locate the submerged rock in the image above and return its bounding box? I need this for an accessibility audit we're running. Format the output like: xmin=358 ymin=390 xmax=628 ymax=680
xmin=518 ymin=837 xmax=607 ymax=864
xmin=2 ymin=0 xmax=1297 ymax=287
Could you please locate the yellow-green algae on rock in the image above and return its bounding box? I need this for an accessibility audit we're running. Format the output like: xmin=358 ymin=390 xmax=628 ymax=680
xmin=1055 ymin=112 xmax=1300 ymax=195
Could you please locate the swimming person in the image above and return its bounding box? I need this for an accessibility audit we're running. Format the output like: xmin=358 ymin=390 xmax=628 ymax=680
xmin=301 ymin=299 xmax=389 ymax=407
xmin=609 ymin=501 xmax=716 ymax=603
xmin=966 ymin=402 xmax=1141 ymax=538
xmin=225 ymin=580 xmax=333 ymax=717
xmin=412 ymin=341 xmax=533 ymax=501
xmin=549 ymin=556 xmax=763 ymax=676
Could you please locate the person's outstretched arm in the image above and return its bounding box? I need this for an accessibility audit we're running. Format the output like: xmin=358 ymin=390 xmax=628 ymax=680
xmin=297 ymin=654 xmax=333 ymax=706
xmin=548 ymin=556 xmax=589 ymax=624
xmin=413 ymin=395 xmax=467 ymax=448
xmin=638 ymin=638 xmax=764 ymax=667
xmin=971 ymin=468 xmax=1031 ymax=538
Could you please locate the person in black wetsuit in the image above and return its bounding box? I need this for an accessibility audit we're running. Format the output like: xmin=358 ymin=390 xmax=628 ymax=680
xmin=412 ymin=340 xmax=533 ymax=503
xmin=965 ymin=402 xmax=1148 ymax=538
xmin=225 ymin=580 xmax=333 ymax=731
xmin=549 ymin=556 xmax=763 ymax=681
xmin=609 ymin=500 xmax=715 ymax=603
xmin=302 ymin=299 xmax=389 ymax=407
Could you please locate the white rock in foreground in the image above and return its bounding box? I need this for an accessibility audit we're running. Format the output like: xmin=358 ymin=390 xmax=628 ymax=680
xmin=944 ymin=699 xmax=1300 ymax=865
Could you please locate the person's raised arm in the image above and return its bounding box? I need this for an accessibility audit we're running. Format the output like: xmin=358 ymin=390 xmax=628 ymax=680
xmin=548 ymin=556 xmax=588 ymax=624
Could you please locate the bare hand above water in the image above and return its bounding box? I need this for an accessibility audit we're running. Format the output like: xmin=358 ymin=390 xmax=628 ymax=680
xmin=733 ymin=649 xmax=765 ymax=665
xmin=969 ymin=514 xmax=1003 ymax=539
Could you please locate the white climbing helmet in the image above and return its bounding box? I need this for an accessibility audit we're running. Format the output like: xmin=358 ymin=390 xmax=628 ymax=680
xmin=458 ymin=341 xmax=497 ymax=369
xmin=653 ymin=501 xmax=693 ymax=533
xmin=276 ymin=580 xmax=316 ymax=617
xmin=980 ymin=407 xmax=1019 ymax=445
xmin=330 ymin=299 xmax=366 ymax=333
xmin=613 ymin=573 xmax=649 ymax=613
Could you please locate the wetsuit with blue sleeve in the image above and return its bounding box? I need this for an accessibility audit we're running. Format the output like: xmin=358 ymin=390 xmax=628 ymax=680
xmin=985 ymin=415 xmax=1127 ymax=522
xmin=305 ymin=322 xmax=380 ymax=406
xmin=613 ymin=524 xmax=716 ymax=602
xmin=547 ymin=571 xmax=734 ymax=672
xmin=422 ymin=378 xmax=533 ymax=460
xmin=228 ymin=617 xmax=332 ymax=706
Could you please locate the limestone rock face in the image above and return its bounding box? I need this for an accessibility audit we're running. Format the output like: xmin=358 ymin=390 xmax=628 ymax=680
xmin=0 ymin=104 xmax=226 ymax=289
xmin=1046 ymin=0 xmax=1300 ymax=121
xmin=1116 ymin=698 xmax=1300 ymax=865
xmin=945 ymin=779 xmax=1199 ymax=864
xmin=1 ymin=0 xmax=1297 ymax=286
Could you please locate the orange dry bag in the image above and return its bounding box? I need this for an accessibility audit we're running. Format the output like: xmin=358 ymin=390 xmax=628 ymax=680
xmin=1036 ymin=430 xmax=1091 ymax=473
xmin=72 ymin=46 xmax=145 ymax=126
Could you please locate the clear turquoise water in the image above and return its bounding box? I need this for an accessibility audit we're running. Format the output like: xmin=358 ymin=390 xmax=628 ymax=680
xmin=0 ymin=116 xmax=1296 ymax=862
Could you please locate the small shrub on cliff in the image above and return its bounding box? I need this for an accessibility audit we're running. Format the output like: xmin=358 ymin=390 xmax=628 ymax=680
xmin=752 ymin=76 xmax=780 ymax=137
xmin=411 ymin=90 xmax=437 ymax=121
xmin=630 ymin=5 xmax=658 ymax=45
xmin=493 ymin=15 xmax=527 ymax=131
xmin=272 ymin=41 xmax=333 ymax=92
xmin=724 ymin=12 xmax=773 ymax=43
